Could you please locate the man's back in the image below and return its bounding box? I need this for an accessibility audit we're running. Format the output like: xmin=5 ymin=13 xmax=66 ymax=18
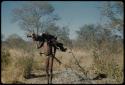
xmin=42 ymin=33 xmax=57 ymax=41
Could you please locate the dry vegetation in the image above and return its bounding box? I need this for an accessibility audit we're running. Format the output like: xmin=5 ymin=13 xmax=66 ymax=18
xmin=1 ymin=1 xmax=123 ymax=84
xmin=1 ymin=40 xmax=123 ymax=84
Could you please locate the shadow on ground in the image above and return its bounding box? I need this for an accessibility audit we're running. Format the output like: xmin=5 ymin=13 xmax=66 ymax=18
xmin=26 ymin=71 xmax=61 ymax=79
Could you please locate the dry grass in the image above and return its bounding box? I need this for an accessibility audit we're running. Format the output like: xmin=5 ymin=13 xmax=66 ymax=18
xmin=1 ymin=49 xmax=34 ymax=83
xmin=92 ymin=41 xmax=124 ymax=83
xmin=1 ymin=45 xmax=123 ymax=84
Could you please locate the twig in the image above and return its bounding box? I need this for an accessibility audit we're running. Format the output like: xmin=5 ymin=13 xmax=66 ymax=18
xmin=69 ymin=48 xmax=88 ymax=79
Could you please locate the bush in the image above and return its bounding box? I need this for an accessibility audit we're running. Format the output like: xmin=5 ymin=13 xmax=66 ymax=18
xmin=1 ymin=48 xmax=34 ymax=83
xmin=15 ymin=55 xmax=34 ymax=79
xmin=1 ymin=48 xmax=11 ymax=70
xmin=93 ymin=46 xmax=123 ymax=83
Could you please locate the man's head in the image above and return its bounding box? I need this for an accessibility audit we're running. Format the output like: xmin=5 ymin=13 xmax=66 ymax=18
xmin=27 ymin=32 xmax=37 ymax=41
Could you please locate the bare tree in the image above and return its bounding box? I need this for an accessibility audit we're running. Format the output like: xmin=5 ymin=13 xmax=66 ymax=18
xmin=12 ymin=1 xmax=59 ymax=34
xmin=76 ymin=24 xmax=97 ymax=49
xmin=100 ymin=1 xmax=123 ymax=30
xmin=58 ymin=26 xmax=71 ymax=46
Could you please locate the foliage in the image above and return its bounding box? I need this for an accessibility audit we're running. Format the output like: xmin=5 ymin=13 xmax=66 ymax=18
xmin=76 ymin=24 xmax=105 ymax=49
xmin=4 ymin=34 xmax=31 ymax=51
xmin=58 ymin=26 xmax=71 ymax=46
xmin=15 ymin=55 xmax=34 ymax=79
xmin=100 ymin=2 xmax=123 ymax=30
xmin=93 ymin=48 xmax=123 ymax=83
xmin=1 ymin=49 xmax=34 ymax=83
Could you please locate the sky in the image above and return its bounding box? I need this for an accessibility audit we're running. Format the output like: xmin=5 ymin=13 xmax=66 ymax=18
xmin=1 ymin=1 xmax=106 ymax=40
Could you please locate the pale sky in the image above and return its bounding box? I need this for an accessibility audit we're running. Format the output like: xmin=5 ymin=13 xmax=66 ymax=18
xmin=2 ymin=1 xmax=107 ymax=40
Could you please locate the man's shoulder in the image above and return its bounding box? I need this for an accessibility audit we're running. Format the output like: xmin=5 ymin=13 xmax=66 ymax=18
xmin=48 ymin=34 xmax=55 ymax=37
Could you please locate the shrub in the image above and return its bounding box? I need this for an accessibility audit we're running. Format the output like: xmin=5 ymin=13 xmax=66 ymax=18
xmin=15 ymin=55 xmax=34 ymax=79
xmin=1 ymin=48 xmax=34 ymax=83
xmin=1 ymin=48 xmax=11 ymax=70
xmin=93 ymin=47 xmax=123 ymax=83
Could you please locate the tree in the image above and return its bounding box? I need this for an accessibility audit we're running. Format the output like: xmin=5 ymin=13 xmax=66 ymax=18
xmin=5 ymin=34 xmax=28 ymax=49
xmin=98 ymin=1 xmax=123 ymax=44
xmin=44 ymin=23 xmax=60 ymax=36
xmin=58 ymin=26 xmax=71 ymax=46
xmin=100 ymin=1 xmax=123 ymax=30
xmin=76 ymin=24 xmax=96 ymax=48
xmin=12 ymin=1 xmax=59 ymax=34
xmin=75 ymin=24 xmax=111 ymax=49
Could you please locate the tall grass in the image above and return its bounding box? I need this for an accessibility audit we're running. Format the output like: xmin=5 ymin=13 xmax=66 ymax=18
xmin=1 ymin=39 xmax=123 ymax=84
xmin=14 ymin=55 xmax=34 ymax=79
xmin=92 ymin=41 xmax=123 ymax=83
xmin=1 ymin=48 xmax=11 ymax=70
xmin=1 ymin=49 xmax=34 ymax=83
